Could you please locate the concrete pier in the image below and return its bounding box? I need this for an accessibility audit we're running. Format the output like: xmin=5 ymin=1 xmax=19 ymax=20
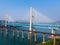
xmin=28 ymin=32 xmax=30 ymax=40
xmin=53 ymin=36 xmax=56 ymax=45
xmin=17 ymin=31 xmax=20 ymax=38
xmin=42 ymin=33 xmax=46 ymax=44
xmin=34 ymin=32 xmax=37 ymax=42
xmin=6 ymin=28 xmax=8 ymax=36
xmin=33 ymin=29 xmax=37 ymax=42
xmin=22 ymin=31 xmax=24 ymax=39
xmin=1 ymin=28 xmax=3 ymax=33
xmin=50 ymin=29 xmax=56 ymax=45
xmin=28 ymin=31 xmax=32 ymax=40
xmin=51 ymin=29 xmax=56 ymax=37
xmin=13 ymin=30 xmax=15 ymax=37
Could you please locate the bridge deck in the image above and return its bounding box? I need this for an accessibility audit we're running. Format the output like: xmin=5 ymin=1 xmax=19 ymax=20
xmin=0 ymin=22 xmax=60 ymax=30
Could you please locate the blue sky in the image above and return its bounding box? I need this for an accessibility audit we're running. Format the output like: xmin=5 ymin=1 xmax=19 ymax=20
xmin=0 ymin=0 xmax=60 ymax=23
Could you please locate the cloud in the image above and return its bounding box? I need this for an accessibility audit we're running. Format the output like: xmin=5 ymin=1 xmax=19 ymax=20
xmin=20 ymin=8 xmax=54 ymax=24
xmin=32 ymin=8 xmax=54 ymax=24
xmin=2 ymin=7 xmax=55 ymax=23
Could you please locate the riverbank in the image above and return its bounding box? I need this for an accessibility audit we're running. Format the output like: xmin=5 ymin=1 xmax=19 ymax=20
xmin=39 ymin=39 xmax=60 ymax=45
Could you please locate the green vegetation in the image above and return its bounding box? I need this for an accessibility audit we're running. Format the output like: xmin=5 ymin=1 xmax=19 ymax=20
xmin=39 ymin=39 xmax=60 ymax=45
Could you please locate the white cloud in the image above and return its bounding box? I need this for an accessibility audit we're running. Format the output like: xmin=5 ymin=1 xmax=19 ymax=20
xmin=3 ymin=8 xmax=55 ymax=23
xmin=20 ymin=8 xmax=54 ymax=23
xmin=32 ymin=8 xmax=54 ymax=24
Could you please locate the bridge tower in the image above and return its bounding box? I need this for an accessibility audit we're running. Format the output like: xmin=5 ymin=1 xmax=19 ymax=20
xmin=28 ymin=7 xmax=34 ymax=40
xmin=29 ymin=7 xmax=34 ymax=31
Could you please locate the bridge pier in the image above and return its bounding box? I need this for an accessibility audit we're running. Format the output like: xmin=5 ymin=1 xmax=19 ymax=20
xmin=51 ymin=29 xmax=56 ymax=37
xmin=53 ymin=36 xmax=56 ymax=45
xmin=28 ymin=31 xmax=32 ymax=40
xmin=33 ymin=29 xmax=37 ymax=42
xmin=34 ymin=32 xmax=37 ymax=42
xmin=17 ymin=31 xmax=20 ymax=38
xmin=6 ymin=28 xmax=8 ymax=36
xmin=13 ymin=30 xmax=15 ymax=37
xmin=42 ymin=33 xmax=46 ymax=44
xmin=0 ymin=28 xmax=3 ymax=36
xmin=28 ymin=32 xmax=30 ymax=40
xmin=22 ymin=31 xmax=24 ymax=39
xmin=1 ymin=28 xmax=3 ymax=33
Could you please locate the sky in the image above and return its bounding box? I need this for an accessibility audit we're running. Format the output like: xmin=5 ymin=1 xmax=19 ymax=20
xmin=0 ymin=0 xmax=60 ymax=23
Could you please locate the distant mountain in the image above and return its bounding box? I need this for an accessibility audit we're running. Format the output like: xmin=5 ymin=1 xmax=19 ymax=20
xmin=53 ymin=21 xmax=60 ymax=24
xmin=15 ymin=20 xmax=29 ymax=24
xmin=14 ymin=20 xmax=60 ymax=24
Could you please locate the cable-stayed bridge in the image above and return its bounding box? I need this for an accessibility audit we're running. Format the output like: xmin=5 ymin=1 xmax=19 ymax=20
xmin=0 ymin=7 xmax=60 ymax=30
xmin=0 ymin=7 xmax=60 ymax=45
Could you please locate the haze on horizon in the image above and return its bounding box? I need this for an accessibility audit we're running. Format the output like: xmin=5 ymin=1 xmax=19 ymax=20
xmin=0 ymin=0 xmax=60 ymax=23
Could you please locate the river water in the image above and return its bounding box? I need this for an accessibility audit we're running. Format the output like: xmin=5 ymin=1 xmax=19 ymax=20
xmin=0 ymin=28 xmax=59 ymax=45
